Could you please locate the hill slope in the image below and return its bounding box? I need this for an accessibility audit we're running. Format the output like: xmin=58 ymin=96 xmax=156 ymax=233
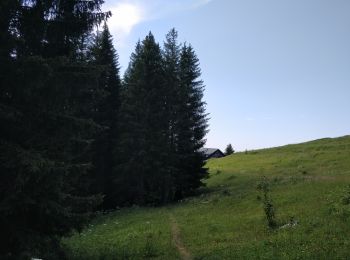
xmin=63 ymin=136 xmax=350 ymax=259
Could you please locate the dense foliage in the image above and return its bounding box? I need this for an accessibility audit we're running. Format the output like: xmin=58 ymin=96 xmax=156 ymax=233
xmin=0 ymin=1 xmax=208 ymax=258
xmin=87 ymin=23 xmax=122 ymax=209
xmin=115 ymin=31 xmax=208 ymax=206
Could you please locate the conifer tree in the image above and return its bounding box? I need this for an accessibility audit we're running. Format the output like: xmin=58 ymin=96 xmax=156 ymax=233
xmin=116 ymin=31 xmax=209 ymax=204
xmin=175 ymin=43 xmax=209 ymax=199
xmin=163 ymin=30 xmax=209 ymax=199
xmin=116 ymin=33 xmax=170 ymax=205
xmin=225 ymin=143 xmax=234 ymax=155
xmin=162 ymin=28 xmax=182 ymax=202
xmin=88 ymin=23 xmax=121 ymax=208
xmin=0 ymin=0 xmax=108 ymax=257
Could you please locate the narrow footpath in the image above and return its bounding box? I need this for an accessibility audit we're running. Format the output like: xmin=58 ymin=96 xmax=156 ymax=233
xmin=169 ymin=215 xmax=192 ymax=260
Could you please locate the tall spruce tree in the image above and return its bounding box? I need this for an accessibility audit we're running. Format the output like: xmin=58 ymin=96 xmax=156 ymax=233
xmin=175 ymin=43 xmax=209 ymax=199
xmin=88 ymin=23 xmax=121 ymax=208
xmin=116 ymin=33 xmax=171 ymax=205
xmin=0 ymin=0 xmax=108 ymax=258
xmin=115 ymin=30 xmax=209 ymax=205
xmin=162 ymin=28 xmax=182 ymax=202
xmin=162 ymin=29 xmax=209 ymax=200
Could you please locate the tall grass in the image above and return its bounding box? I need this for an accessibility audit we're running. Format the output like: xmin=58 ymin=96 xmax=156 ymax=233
xmin=63 ymin=135 xmax=350 ymax=259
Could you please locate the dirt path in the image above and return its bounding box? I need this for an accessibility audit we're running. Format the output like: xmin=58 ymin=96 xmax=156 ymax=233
xmin=169 ymin=215 xmax=192 ymax=260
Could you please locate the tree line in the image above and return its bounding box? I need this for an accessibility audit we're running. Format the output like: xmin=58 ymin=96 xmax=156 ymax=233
xmin=0 ymin=0 xmax=208 ymax=258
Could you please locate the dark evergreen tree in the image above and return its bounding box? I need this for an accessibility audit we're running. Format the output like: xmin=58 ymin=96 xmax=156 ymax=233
xmin=43 ymin=0 xmax=108 ymax=58
xmin=115 ymin=30 xmax=209 ymax=205
xmin=162 ymin=28 xmax=182 ymax=202
xmin=0 ymin=0 xmax=108 ymax=258
xmin=116 ymin=32 xmax=171 ymax=205
xmin=162 ymin=28 xmax=210 ymax=201
xmin=225 ymin=143 xmax=234 ymax=155
xmin=175 ymin=43 xmax=209 ymax=199
xmin=88 ymin=22 xmax=121 ymax=208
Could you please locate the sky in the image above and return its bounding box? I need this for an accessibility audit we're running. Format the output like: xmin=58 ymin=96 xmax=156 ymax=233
xmin=102 ymin=0 xmax=350 ymax=151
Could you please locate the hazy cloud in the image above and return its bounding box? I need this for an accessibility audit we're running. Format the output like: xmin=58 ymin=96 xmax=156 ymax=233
xmin=103 ymin=0 xmax=213 ymax=45
xmin=104 ymin=2 xmax=144 ymax=46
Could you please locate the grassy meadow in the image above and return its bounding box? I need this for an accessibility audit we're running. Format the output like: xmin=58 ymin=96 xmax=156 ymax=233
xmin=63 ymin=135 xmax=350 ymax=259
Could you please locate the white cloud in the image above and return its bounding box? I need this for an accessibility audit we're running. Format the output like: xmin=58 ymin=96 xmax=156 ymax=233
xmin=105 ymin=2 xmax=144 ymax=46
xmin=103 ymin=0 xmax=213 ymax=45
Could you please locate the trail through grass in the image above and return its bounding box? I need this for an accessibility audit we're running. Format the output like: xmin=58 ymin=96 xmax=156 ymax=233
xmin=63 ymin=135 xmax=350 ymax=259
xmin=169 ymin=214 xmax=192 ymax=260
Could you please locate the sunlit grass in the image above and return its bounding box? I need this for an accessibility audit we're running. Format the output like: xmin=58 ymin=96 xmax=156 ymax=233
xmin=63 ymin=135 xmax=350 ymax=259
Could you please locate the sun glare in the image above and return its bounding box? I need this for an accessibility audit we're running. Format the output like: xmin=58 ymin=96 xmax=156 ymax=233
xmin=108 ymin=3 xmax=143 ymax=37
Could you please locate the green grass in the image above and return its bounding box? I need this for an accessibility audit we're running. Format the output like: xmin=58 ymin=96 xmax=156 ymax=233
xmin=63 ymin=135 xmax=350 ymax=259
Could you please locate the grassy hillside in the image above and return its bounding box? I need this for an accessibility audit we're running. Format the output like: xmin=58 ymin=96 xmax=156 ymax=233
xmin=63 ymin=135 xmax=350 ymax=259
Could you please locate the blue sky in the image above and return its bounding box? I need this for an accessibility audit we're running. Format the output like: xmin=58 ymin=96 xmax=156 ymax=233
xmin=103 ymin=0 xmax=350 ymax=151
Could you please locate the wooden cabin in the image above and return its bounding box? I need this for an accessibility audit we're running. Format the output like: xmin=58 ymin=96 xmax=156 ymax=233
xmin=199 ymin=148 xmax=225 ymax=159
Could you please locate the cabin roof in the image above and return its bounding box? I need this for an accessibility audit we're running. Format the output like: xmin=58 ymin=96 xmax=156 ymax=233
xmin=199 ymin=148 xmax=224 ymax=157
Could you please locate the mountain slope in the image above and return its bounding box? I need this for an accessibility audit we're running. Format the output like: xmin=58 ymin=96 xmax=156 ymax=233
xmin=63 ymin=135 xmax=350 ymax=259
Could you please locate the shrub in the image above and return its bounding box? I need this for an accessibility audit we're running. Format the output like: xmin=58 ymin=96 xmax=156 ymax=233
xmin=257 ymin=177 xmax=277 ymax=228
